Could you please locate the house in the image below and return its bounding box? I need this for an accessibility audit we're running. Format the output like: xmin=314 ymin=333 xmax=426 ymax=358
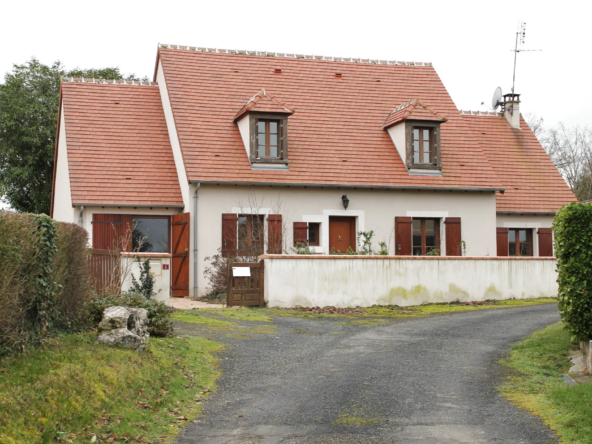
xmin=50 ymin=44 xmax=576 ymax=301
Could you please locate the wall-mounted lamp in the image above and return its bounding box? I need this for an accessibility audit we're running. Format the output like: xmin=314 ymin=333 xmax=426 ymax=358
xmin=342 ymin=194 xmax=349 ymax=210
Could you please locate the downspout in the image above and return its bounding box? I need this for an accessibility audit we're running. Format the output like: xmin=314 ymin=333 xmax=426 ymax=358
xmin=193 ymin=183 xmax=201 ymax=298
xmin=78 ymin=205 xmax=85 ymax=227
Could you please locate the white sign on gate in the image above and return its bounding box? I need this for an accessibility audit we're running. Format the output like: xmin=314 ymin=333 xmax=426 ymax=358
xmin=232 ymin=267 xmax=251 ymax=277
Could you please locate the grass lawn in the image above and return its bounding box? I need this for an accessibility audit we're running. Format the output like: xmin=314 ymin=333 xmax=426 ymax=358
xmin=261 ymin=297 xmax=559 ymax=319
xmin=0 ymin=333 xmax=222 ymax=444
xmin=501 ymin=322 xmax=592 ymax=444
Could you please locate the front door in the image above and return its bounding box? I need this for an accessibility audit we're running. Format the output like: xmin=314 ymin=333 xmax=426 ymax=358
xmin=329 ymin=216 xmax=356 ymax=253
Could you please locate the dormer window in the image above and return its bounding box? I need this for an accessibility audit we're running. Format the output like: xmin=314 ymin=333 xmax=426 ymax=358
xmin=383 ymin=99 xmax=446 ymax=173
xmin=413 ymin=127 xmax=433 ymax=164
xmin=407 ymin=123 xmax=440 ymax=169
xmin=250 ymin=114 xmax=288 ymax=164
xmin=257 ymin=119 xmax=282 ymax=159
xmin=234 ymin=89 xmax=293 ymax=168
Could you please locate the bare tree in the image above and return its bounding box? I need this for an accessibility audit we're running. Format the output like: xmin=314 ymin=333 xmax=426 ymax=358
xmin=526 ymin=113 xmax=592 ymax=202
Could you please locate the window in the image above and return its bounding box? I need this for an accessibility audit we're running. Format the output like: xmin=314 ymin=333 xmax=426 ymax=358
xmin=413 ymin=127 xmax=433 ymax=164
xmin=412 ymin=218 xmax=440 ymax=255
xmin=249 ymin=114 xmax=289 ymax=164
xmin=257 ymin=120 xmax=281 ymax=159
xmin=508 ymin=229 xmax=532 ymax=256
xmin=132 ymin=217 xmax=169 ymax=253
xmin=308 ymin=223 xmax=321 ymax=246
xmin=406 ymin=123 xmax=441 ymax=170
xmin=237 ymin=214 xmax=264 ymax=256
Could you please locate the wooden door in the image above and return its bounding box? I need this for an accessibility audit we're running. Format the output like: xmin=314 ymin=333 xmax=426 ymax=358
xmin=171 ymin=212 xmax=190 ymax=297
xmin=329 ymin=216 xmax=356 ymax=253
xmin=395 ymin=217 xmax=412 ymax=255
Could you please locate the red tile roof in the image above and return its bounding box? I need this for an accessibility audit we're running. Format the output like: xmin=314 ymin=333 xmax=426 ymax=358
xmin=59 ymin=79 xmax=183 ymax=206
xmin=383 ymin=98 xmax=447 ymax=129
xmin=158 ymin=48 xmax=504 ymax=191
xmin=462 ymin=112 xmax=576 ymax=212
xmin=234 ymin=89 xmax=294 ymax=122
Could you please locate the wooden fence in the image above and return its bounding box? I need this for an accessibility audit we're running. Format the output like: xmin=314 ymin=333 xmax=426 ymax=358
xmin=89 ymin=249 xmax=120 ymax=295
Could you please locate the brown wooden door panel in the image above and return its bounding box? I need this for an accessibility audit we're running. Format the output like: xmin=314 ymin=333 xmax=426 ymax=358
xmin=227 ymin=261 xmax=264 ymax=306
xmin=538 ymin=228 xmax=553 ymax=257
xmin=496 ymin=227 xmax=509 ymax=257
xmin=445 ymin=217 xmax=462 ymax=256
xmin=268 ymin=214 xmax=283 ymax=254
xmin=329 ymin=217 xmax=356 ymax=253
xmin=293 ymin=222 xmax=308 ymax=246
xmin=222 ymin=213 xmax=238 ymax=257
xmin=171 ymin=213 xmax=190 ymax=297
xmin=395 ymin=217 xmax=412 ymax=255
xmin=92 ymin=214 xmax=132 ymax=250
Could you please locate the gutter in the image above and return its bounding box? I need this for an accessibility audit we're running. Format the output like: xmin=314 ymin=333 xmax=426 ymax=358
xmin=72 ymin=203 xmax=184 ymax=208
xmin=496 ymin=211 xmax=557 ymax=216
xmin=188 ymin=180 xmax=505 ymax=193
xmin=194 ymin=183 xmax=201 ymax=298
xmin=78 ymin=205 xmax=85 ymax=226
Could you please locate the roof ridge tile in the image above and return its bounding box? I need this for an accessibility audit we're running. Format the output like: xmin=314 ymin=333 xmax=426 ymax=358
xmin=460 ymin=110 xmax=500 ymax=117
xmin=61 ymin=77 xmax=158 ymax=86
xmin=158 ymin=43 xmax=432 ymax=67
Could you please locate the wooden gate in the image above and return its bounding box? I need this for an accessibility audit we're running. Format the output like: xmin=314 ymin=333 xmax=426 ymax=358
xmin=89 ymin=249 xmax=120 ymax=295
xmin=227 ymin=260 xmax=264 ymax=306
xmin=171 ymin=213 xmax=190 ymax=297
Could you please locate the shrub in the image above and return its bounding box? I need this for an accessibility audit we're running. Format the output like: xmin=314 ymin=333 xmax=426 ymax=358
xmin=129 ymin=258 xmax=156 ymax=299
xmin=88 ymin=292 xmax=174 ymax=337
xmin=554 ymin=202 xmax=592 ymax=340
xmin=0 ymin=212 xmax=91 ymax=356
xmin=203 ymin=248 xmax=229 ymax=298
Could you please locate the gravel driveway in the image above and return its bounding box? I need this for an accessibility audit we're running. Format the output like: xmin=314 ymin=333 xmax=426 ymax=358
xmin=176 ymin=304 xmax=560 ymax=444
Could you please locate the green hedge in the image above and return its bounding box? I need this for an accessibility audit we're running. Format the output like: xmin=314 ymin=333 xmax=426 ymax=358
xmin=0 ymin=212 xmax=91 ymax=356
xmin=554 ymin=202 xmax=592 ymax=340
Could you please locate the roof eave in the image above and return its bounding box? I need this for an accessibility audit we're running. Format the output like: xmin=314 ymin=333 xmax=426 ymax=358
xmin=189 ymin=180 xmax=504 ymax=193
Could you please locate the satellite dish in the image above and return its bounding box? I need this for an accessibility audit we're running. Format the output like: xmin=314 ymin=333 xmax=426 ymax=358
xmin=492 ymin=87 xmax=503 ymax=111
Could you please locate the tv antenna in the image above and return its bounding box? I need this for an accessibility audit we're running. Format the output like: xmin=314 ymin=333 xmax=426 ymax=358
xmin=511 ymin=21 xmax=541 ymax=93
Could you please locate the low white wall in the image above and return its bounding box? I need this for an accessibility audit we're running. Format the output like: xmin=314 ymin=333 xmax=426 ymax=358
xmin=262 ymin=255 xmax=557 ymax=308
xmin=122 ymin=254 xmax=171 ymax=305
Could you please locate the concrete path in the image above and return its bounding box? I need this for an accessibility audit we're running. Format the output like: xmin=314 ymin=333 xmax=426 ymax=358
xmin=170 ymin=297 xmax=225 ymax=310
xmin=176 ymin=304 xmax=560 ymax=444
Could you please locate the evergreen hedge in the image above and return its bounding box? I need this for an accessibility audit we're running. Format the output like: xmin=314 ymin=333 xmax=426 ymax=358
xmin=554 ymin=202 xmax=592 ymax=340
xmin=0 ymin=212 xmax=91 ymax=356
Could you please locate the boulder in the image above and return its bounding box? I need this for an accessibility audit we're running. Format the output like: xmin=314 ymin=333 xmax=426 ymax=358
xmin=97 ymin=306 xmax=149 ymax=351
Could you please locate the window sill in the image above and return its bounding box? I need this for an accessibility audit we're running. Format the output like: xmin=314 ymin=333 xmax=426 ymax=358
xmin=409 ymin=169 xmax=442 ymax=176
xmin=121 ymin=252 xmax=172 ymax=258
xmin=251 ymin=163 xmax=289 ymax=171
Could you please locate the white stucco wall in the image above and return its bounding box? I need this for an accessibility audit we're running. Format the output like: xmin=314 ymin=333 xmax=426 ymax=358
xmin=52 ymin=106 xmax=75 ymax=223
xmin=386 ymin=123 xmax=406 ymax=167
xmin=496 ymin=214 xmax=555 ymax=257
xmin=263 ymin=256 xmax=558 ymax=308
xmin=121 ymin=254 xmax=171 ymax=305
xmin=156 ymin=60 xmax=190 ymax=208
xmin=192 ymin=184 xmax=498 ymax=296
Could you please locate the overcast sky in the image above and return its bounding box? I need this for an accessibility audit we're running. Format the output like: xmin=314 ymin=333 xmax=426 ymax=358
xmin=0 ymin=0 xmax=590 ymax=209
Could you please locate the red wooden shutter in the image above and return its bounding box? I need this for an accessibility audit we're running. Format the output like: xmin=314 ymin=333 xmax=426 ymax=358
xmin=222 ymin=213 xmax=238 ymax=257
xmin=268 ymin=214 xmax=283 ymax=254
xmin=538 ymin=228 xmax=553 ymax=257
xmin=445 ymin=217 xmax=462 ymax=256
xmin=496 ymin=227 xmax=509 ymax=256
xmin=92 ymin=214 xmax=132 ymax=250
xmin=293 ymin=222 xmax=308 ymax=246
xmin=171 ymin=213 xmax=190 ymax=297
xmin=395 ymin=217 xmax=412 ymax=255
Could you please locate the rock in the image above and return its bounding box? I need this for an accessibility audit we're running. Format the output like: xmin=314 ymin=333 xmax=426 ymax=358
xmin=98 ymin=306 xmax=132 ymax=331
xmin=96 ymin=306 xmax=149 ymax=351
